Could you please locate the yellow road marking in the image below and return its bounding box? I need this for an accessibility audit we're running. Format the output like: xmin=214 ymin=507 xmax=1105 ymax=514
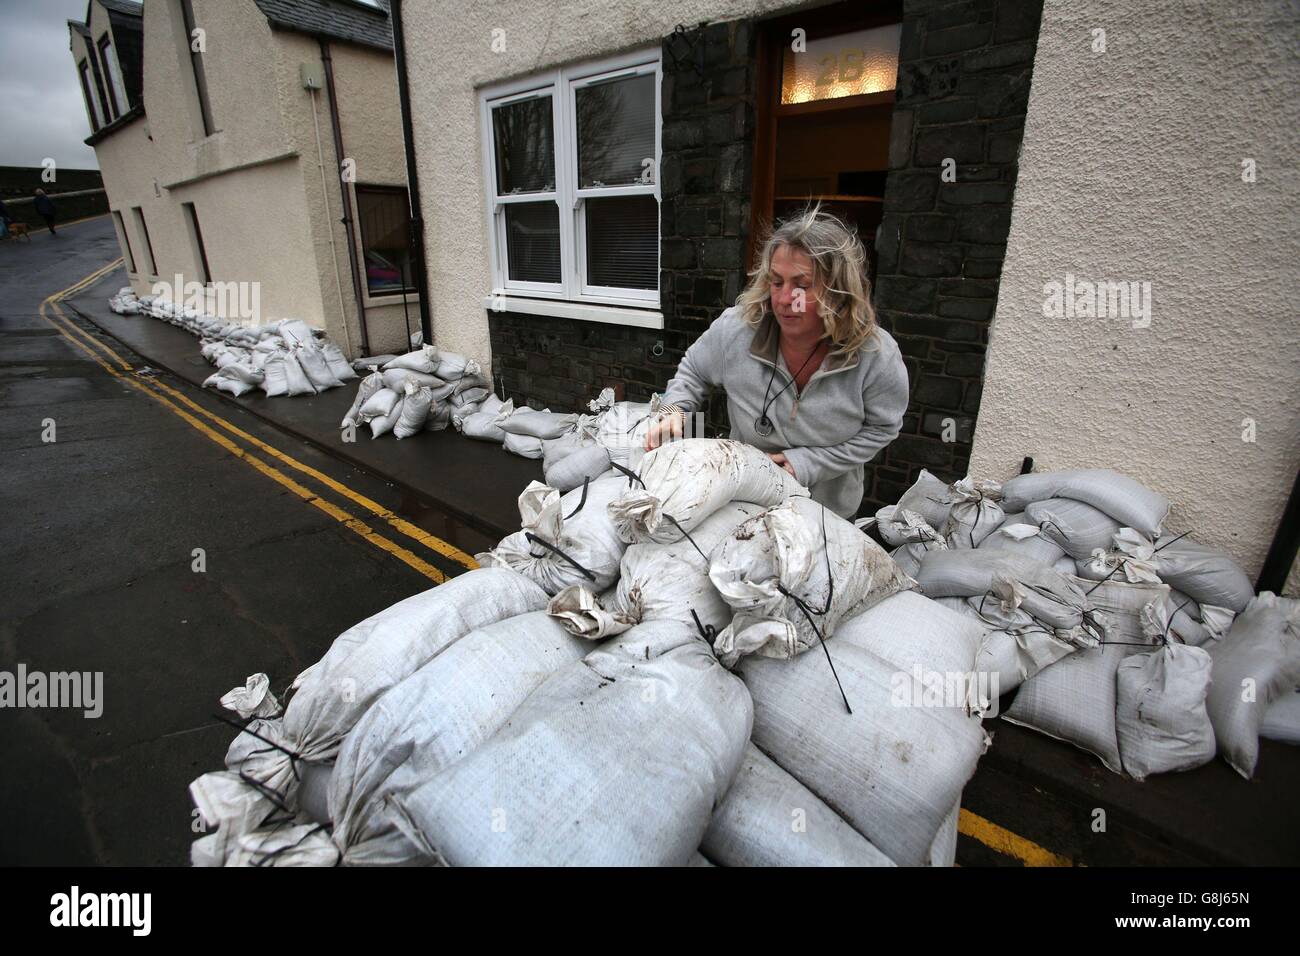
xmin=958 ymin=809 xmax=1074 ymax=867
xmin=47 ymin=271 xmax=478 ymax=571
xmin=38 ymin=287 xmax=449 ymax=584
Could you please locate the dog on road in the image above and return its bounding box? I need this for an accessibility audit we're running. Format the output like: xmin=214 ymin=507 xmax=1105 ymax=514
xmin=4 ymin=222 xmax=31 ymax=242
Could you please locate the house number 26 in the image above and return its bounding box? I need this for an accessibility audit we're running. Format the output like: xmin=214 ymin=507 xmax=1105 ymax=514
xmin=816 ymin=48 xmax=865 ymax=86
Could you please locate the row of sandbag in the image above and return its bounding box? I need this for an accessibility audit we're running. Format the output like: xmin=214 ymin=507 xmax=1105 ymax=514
xmin=107 ymin=286 xmax=360 ymax=398
xmin=191 ymin=440 xmax=985 ymax=865
xmin=875 ymin=467 xmax=1299 ymax=781
xmin=337 ymin=345 xmax=490 ymax=439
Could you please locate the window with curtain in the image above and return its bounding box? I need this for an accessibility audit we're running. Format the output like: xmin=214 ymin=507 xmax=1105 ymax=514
xmin=98 ymin=35 xmax=128 ymax=120
xmin=481 ymin=51 xmax=661 ymax=309
xmin=78 ymin=60 xmax=101 ymax=131
xmin=355 ymin=185 xmax=416 ymax=297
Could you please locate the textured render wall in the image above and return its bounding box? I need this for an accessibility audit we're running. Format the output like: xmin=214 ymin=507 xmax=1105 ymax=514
xmin=402 ymin=0 xmax=801 ymax=373
xmin=970 ymin=0 xmax=1300 ymax=579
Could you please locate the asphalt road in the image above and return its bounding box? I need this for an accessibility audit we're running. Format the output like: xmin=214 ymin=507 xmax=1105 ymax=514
xmin=0 ymin=217 xmax=489 ymax=865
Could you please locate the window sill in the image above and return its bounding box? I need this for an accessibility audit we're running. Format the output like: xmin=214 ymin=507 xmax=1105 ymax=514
xmin=482 ymin=294 xmax=663 ymax=330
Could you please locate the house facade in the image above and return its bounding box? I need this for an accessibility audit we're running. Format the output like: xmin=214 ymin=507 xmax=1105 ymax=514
xmin=68 ymin=0 xmax=417 ymax=356
xmin=397 ymin=0 xmax=1297 ymax=584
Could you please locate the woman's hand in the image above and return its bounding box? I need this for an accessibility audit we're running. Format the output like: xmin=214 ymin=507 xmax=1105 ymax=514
xmin=767 ymin=451 xmax=797 ymax=478
xmin=644 ymin=409 xmax=686 ymax=451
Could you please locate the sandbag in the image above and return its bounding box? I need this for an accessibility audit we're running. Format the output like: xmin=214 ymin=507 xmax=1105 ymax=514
xmin=369 ymin=397 xmax=403 ymax=438
xmin=701 ymin=743 xmax=895 ymax=867
xmin=389 ymin=621 xmax=752 ymax=866
xmin=548 ymin=502 xmax=763 ymax=640
xmin=262 ymin=353 xmax=315 ymax=397
xmin=393 ymin=381 xmax=433 ymax=439
xmin=423 ymin=403 xmax=453 ymax=432
xmin=1152 ymin=534 xmax=1255 ymax=613
xmin=357 ymin=386 xmax=400 ymax=421
xmin=942 ymin=478 xmax=1004 ymax=548
xmin=341 ymin=368 xmax=384 ymax=429
xmin=1116 ymin=642 xmax=1215 ymax=781
xmin=297 ymin=345 xmax=344 ymax=390
xmin=462 ymin=402 xmax=509 ymax=442
xmin=1204 ymin=592 xmax=1300 ymax=778
xmin=221 ymin=568 xmax=547 ymax=808
xmin=592 ymin=400 xmax=655 ymax=467
xmin=381 ymin=368 xmax=444 ymax=391
xmin=891 ymin=469 xmax=954 ymax=532
xmin=740 ymin=603 xmax=988 ymax=866
xmin=544 ymin=442 xmax=611 ymax=494
xmin=1001 ymin=468 xmax=1170 ymax=537
xmin=1003 ymin=578 xmax=1169 ymax=773
xmin=329 ymin=611 xmax=591 ymax=864
xmin=203 ymin=371 xmax=256 ymax=397
xmin=979 ymin=513 xmax=1068 ymax=565
xmin=321 ymin=342 xmax=357 ymax=382
xmin=500 ymin=409 xmax=579 ymax=440
xmin=503 ymin=431 xmax=543 ymax=458
xmin=353 ymin=353 xmax=398 ymax=372
xmin=1026 ymin=498 xmax=1122 ymax=561
xmin=609 ymin=439 xmax=806 ymax=545
xmin=709 ymin=496 xmax=914 ymax=666
xmin=478 ymin=476 xmax=629 ymax=595
xmin=1261 ymin=688 xmax=1300 ymax=744
xmin=383 ymin=345 xmax=440 ymax=374
xmin=433 ymin=350 xmax=480 ymax=381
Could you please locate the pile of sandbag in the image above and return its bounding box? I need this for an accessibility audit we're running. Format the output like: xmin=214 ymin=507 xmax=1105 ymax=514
xmin=337 ymin=345 xmax=490 ymax=440
xmin=884 ymin=465 xmax=1290 ymax=781
xmin=110 ymin=288 xmax=358 ymax=398
xmin=190 ymin=438 xmax=990 ymax=866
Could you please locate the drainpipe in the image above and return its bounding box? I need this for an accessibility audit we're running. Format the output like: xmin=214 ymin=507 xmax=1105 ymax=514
xmin=390 ymin=0 xmax=433 ymax=347
xmin=319 ymin=39 xmax=370 ymax=355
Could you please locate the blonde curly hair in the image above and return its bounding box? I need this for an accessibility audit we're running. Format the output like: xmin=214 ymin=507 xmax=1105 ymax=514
xmin=736 ymin=204 xmax=878 ymax=356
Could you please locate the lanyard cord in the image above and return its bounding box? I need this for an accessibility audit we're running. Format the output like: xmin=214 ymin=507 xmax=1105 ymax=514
xmin=758 ymin=337 xmax=824 ymax=428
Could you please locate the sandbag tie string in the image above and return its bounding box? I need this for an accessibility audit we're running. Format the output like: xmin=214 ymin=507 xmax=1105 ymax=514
xmin=609 ymin=461 xmax=646 ymax=488
xmin=1082 ymin=528 xmax=1192 ymax=596
xmin=212 ymin=711 xmax=305 ymax=781
xmin=563 ymin=477 xmax=591 ymax=520
xmin=690 ymin=608 xmax=718 ymax=643
xmin=524 ymin=532 xmax=597 ymax=583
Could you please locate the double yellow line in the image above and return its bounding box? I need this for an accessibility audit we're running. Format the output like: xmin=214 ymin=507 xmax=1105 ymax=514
xmin=39 ymin=264 xmax=479 ymax=584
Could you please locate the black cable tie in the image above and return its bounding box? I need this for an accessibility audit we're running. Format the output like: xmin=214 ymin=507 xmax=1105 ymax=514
xmin=662 ymin=513 xmax=708 ymax=563
xmin=690 ymin=608 xmax=717 ymax=643
xmin=563 ymin=477 xmax=590 ymax=521
xmin=212 ymin=712 xmax=304 ymax=780
xmin=524 ymin=532 xmax=596 ymax=582
xmin=609 ymin=461 xmax=646 ymax=488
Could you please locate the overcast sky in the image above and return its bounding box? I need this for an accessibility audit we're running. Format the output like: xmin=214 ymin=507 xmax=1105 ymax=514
xmin=1 ymin=0 xmax=103 ymax=170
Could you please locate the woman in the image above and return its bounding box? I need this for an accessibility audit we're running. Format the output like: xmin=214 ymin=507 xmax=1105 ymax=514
xmin=646 ymin=207 xmax=910 ymax=520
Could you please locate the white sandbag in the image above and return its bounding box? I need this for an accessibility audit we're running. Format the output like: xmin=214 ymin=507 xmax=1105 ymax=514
xmin=974 ymin=626 xmax=1077 ymax=698
xmin=329 ymin=611 xmax=591 ymax=865
xmin=297 ymin=345 xmax=344 ymax=390
xmin=433 ymin=350 xmax=480 ymax=381
xmin=876 ymin=507 xmax=946 ymax=550
xmin=545 ymin=443 xmax=612 ymax=495
xmin=260 ymin=355 xmax=289 ymax=397
xmin=357 ymin=386 xmax=399 ymax=422
xmin=381 ymin=368 xmax=444 ymax=391
xmin=461 ymin=402 xmax=509 ymax=442
xmin=382 ymin=345 xmax=441 ymax=374
xmin=500 ymin=409 xmax=579 ymax=440
xmin=709 ymin=496 xmax=914 ymax=666
xmin=610 ymin=438 xmax=807 ymax=545
xmin=393 ymin=381 xmax=433 ymax=439
xmin=1116 ymin=642 xmax=1215 ymax=781
xmin=979 ymin=512 xmax=1067 ymax=565
xmin=1161 ymin=588 xmax=1234 ymax=647
xmin=203 ymin=371 xmax=256 ymax=397
xmin=593 ymin=400 xmax=656 ymax=467
xmin=423 ymin=403 xmax=453 ymax=432
xmin=340 ymin=369 xmax=384 ymax=429
xmin=1204 ymin=592 xmax=1300 ymax=778
xmin=942 ymin=477 xmax=1004 ymax=548
xmin=280 ymin=351 xmax=317 ymax=396
xmin=503 ymin=431 xmax=543 ymax=458
xmin=548 ymin=502 xmax=763 ymax=640
xmin=321 ymin=342 xmax=357 ymax=382
xmin=701 ymin=743 xmax=895 ymax=867
xmin=741 ymin=611 xmax=988 ymax=866
xmin=929 ymin=800 xmax=962 ymax=868
xmin=449 ymin=397 xmax=481 ymax=430
xmin=276 ymin=319 xmax=318 ymax=349
xmin=189 ymin=771 xmax=277 ymax=866
xmin=389 ymin=620 xmax=752 ymax=866
xmin=1026 ymin=498 xmax=1121 ymax=561
xmin=223 ymin=568 xmax=548 ymax=808
xmin=1261 ymin=688 xmax=1300 ymax=744
xmin=915 ymin=548 xmax=1095 ymax=638
xmin=1003 ymin=578 xmax=1169 ymax=773
xmin=892 ymin=468 xmax=954 ymax=532
xmin=451 ymin=386 xmax=489 ymax=406
xmin=369 ymin=397 xmax=403 ymax=439
xmin=353 ymin=353 xmax=398 ymax=372
xmin=477 ymin=476 xmax=629 ymax=595
xmin=1152 ymin=534 xmax=1255 ymax=613
xmin=1001 ymin=468 xmax=1170 ymax=537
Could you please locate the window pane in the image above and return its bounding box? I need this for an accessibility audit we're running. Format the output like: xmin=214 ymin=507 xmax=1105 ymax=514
xmin=493 ymin=96 xmax=555 ymax=194
xmin=576 ymin=73 xmax=656 ymax=188
xmin=356 ymin=188 xmax=414 ymax=296
xmin=505 ymin=202 xmax=561 ymax=284
xmin=584 ymin=196 xmax=657 ymax=290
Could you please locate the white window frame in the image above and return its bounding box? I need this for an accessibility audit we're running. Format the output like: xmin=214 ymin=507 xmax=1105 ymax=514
xmin=479 ymin=48 xmax=662 ymax=322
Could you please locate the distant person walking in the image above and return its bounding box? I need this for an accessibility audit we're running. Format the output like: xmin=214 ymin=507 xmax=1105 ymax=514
xmin=33 ymin=189 xmax=57 ymax=236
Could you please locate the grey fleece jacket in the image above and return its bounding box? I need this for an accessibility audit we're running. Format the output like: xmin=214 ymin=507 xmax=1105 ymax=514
xmin=660 ymin=306 xmax=910 ymax=519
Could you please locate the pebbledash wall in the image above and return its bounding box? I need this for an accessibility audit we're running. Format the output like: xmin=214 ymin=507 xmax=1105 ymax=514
xmin=968 ymin=0 xmax=1300 ymax=583
xmin=408 ymin=0 xmax=1044 ymax=516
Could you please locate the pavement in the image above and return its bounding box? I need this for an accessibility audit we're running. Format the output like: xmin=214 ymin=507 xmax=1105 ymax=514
xmin=7 ymin=217 xmax=1299 ymax=867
